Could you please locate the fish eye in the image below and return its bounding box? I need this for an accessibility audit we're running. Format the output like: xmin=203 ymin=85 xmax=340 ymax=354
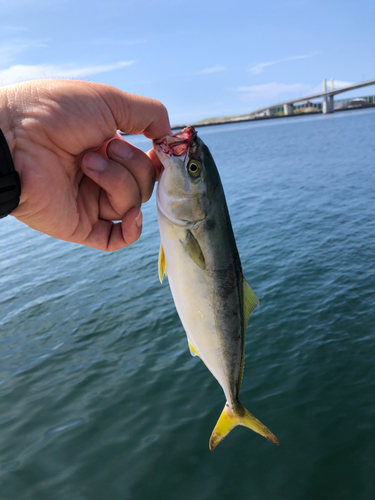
xmin=187 ymin=160 xmax=202 ymax=178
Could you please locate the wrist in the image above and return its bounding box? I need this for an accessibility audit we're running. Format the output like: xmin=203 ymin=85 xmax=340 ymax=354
xmin=0 ymin=87 xmax=16 ymax=157
xmin=0 ymin=86 xmax=21 ymax=218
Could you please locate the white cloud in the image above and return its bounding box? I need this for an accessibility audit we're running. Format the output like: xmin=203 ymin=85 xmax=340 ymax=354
xmin=91 ymin=38 xmax=147 ymax=46
xmin=234 ymin=82 xmax=312 ymax=101
xmin=334 ymin=80 xmax=355 ymax=88
xmin=0 ymin=39 xmax=47 ymax=65
xmin=249 ymin=61 xmax=276 ymax=75
xmin=0 ymin=61 xmax=134 ymax=86
xmin=198 ymin=65 xmax=225 ymax=75
xmin=121 ymin=39 xmax=147 ymax=46
xmin=249 ymin=53 xmax=317 ymax=75
xmin=0 ymin=26 xmax=29 ymax=32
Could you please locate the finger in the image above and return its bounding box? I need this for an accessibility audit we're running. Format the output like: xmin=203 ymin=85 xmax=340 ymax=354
xmin=90 ymin=82 xmax=172 ymax=139
xmin=82 ymin=207 xmax=143 ymax=251
xmin=147 ymin=147 xmax=164 ymax=181
xmin=81 ymin=152 xmax=141 ymax=220
xmin=107 ymin=139 xmax=156 ymax=202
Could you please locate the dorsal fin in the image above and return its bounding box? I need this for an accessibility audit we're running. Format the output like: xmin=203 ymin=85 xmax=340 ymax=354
xmin=238 ymin=278 xmax=259 ymax=392
xmin=158 ymin=244 xmax=167 ymax=283
xmin=242 ymin=278 xmax=259 ymax=331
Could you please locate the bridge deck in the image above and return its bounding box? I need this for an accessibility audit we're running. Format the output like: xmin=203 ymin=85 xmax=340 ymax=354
xmin=251 ymin=79 xmax=375 ymax=115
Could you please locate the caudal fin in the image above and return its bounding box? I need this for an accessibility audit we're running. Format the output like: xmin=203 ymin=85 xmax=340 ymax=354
xmin=209 ymin=402 xmax=279 ymax=451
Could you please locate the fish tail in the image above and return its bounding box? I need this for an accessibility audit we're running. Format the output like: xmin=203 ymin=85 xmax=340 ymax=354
xmin=209 ymin=401 xmax=279 ymax=451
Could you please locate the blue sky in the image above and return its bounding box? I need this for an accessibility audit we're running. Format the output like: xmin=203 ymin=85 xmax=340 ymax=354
xmin=1 ymin=0 xmax=374 ymax=125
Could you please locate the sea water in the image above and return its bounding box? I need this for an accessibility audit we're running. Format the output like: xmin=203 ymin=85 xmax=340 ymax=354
xmin=1 ymin=108 xmax=374 ymax=500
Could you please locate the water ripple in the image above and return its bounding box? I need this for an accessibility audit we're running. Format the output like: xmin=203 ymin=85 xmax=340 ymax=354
xmin=1 ymin=109 xmax=375 ymax=500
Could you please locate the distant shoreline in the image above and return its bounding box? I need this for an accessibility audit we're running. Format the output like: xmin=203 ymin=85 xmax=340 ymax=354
xmin=120 ymin=104 xmax=374 ymax=137
xmin=170 ymin=104 xmax=375 ymax=131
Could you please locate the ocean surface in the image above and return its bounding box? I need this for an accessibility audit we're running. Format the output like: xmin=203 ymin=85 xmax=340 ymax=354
xmin=1 ymin=108 xmax=375 ymax=500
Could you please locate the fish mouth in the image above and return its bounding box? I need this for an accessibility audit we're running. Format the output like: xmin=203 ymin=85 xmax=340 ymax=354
xmin=154 ymin=126 xmax=197 ymax=158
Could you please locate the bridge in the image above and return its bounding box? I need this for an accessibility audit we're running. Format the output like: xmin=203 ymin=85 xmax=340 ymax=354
xmin=170 ymin=78 xmax=375 ymax=130
xmin=251 ymin=78 xmax=375 ymax=117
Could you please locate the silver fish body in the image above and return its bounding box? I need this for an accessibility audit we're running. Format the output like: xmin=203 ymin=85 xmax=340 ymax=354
xmin=154 ymin=127 xmax=278 ymax=449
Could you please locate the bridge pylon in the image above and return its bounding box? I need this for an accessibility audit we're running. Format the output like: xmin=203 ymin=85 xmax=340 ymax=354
xmin=323 ymin=78 xmax=334 ymax=114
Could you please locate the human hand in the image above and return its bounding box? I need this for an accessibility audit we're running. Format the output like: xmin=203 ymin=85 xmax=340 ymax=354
xmin=0 ymin=79 xmax=171 ymax=250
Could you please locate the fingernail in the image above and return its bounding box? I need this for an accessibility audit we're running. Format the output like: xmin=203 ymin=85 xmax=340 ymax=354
xmin=83 ymin=152 xmax=107 ymax=172
xmin=109 ymin=139 xmax=134 ymax=161
xmin=135 ymin=209 xmax=143 ymax=228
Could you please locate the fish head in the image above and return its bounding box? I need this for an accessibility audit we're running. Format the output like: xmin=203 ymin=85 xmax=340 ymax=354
xmin=154 ymin=127 xmax=220 ymax=227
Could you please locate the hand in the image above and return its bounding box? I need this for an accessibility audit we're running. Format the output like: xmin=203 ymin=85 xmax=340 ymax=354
xmin=0 ymin=79 xmax=171 ymax=250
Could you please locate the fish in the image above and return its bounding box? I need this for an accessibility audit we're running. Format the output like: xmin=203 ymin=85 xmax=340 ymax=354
xmin=153 ymin=126 xmax=278 ymax=450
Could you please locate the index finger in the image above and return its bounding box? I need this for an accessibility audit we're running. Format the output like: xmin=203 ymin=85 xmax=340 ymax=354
xmin=92 ymin=83 xmax=172 ymax=140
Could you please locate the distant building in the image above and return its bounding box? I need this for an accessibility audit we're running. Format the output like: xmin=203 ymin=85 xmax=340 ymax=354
xmin=335 ymin=95 xmax=375 ymax=110
xmin=294 ymin=100 xmax=322 ymax=113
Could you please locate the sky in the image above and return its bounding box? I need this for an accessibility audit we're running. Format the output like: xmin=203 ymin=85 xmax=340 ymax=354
xmin=0 ymin=0 xmax=374 ymax=125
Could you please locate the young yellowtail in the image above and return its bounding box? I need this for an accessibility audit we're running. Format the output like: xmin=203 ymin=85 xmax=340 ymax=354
xmin=154 ymin=127 xmax=278 ymax=450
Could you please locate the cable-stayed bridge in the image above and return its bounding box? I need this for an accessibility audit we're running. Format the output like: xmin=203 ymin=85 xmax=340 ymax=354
xmin=171 ymin=78 xmax=375 ymax=130
xmin=250 ymin=78 xmax=375 ymax=117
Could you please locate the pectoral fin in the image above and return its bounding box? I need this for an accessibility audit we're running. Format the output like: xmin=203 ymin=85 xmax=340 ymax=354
xmin=158 ymin=244 xmax=167 ymax=283
xmin=185 ymin=230 xmax=205 ymax=270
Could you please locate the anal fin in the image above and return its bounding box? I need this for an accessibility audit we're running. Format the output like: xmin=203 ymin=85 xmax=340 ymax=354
xmin=158 ymin=244 xmax=167 ymax=283
xmin=188 ymin=340 xmax=199 ymax=357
